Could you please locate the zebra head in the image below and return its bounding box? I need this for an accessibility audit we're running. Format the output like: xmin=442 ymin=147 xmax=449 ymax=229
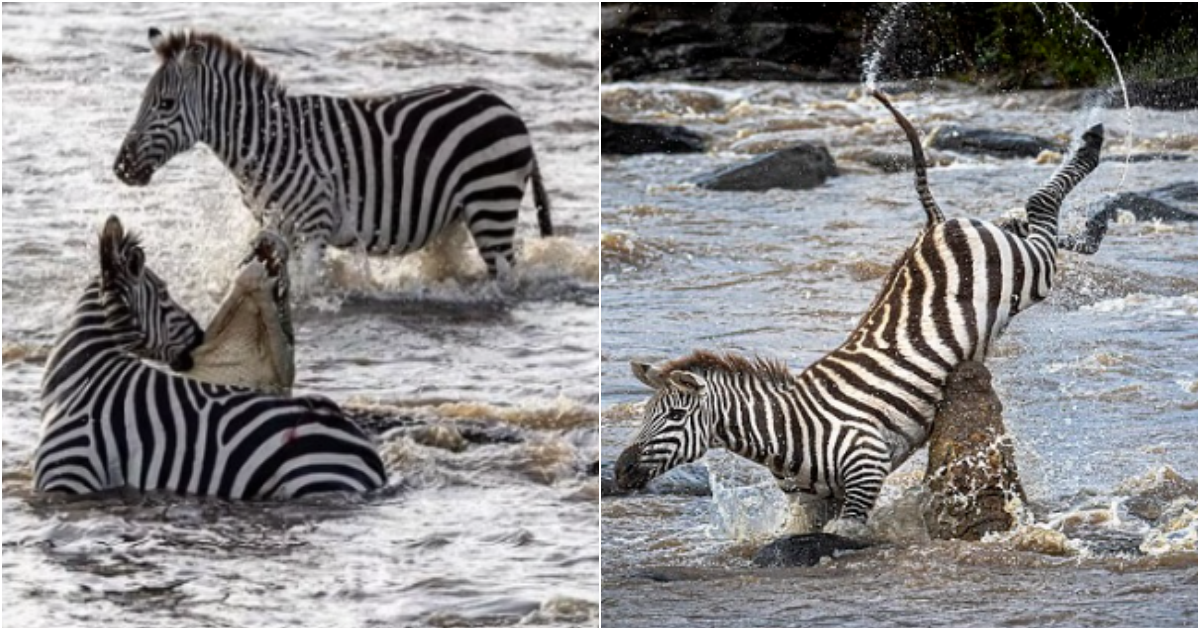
xmin=113 ymin=28 xmax=207 ymax=186
xmin=98 ymin=215 xmax=204 ymax=370
xmin=615 ymin=361 xmax=712 ymax=491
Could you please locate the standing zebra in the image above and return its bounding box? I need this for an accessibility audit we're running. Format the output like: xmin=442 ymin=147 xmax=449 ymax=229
xmin=34 ymin=216 xmax=387 ymax=499
xmin=615 ymin=97 xmax=1105 ymax=540
xmin=113 ymin=28 xmax=552 ymax=276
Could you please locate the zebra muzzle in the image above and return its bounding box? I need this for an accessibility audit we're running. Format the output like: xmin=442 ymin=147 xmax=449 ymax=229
xmin=113 ymin=146 xmax=154 ymax=186
xmin=614 ymin=445 xmax=655 ymax=491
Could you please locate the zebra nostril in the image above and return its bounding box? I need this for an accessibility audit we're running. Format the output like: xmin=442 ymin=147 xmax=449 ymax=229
xmin=614 ymin=445 xmax=649 ymax=490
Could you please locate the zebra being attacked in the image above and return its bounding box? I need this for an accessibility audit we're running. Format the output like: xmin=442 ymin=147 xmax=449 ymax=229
xmin=113 ymin=28 xmax=553 ymax=277
xmin=33 ymin=216 xmax=387 ymax=499
xmin=616 ymin=94 xmax=1106 ymax=541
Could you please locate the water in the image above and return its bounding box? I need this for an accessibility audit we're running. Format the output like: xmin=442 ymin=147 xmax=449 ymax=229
xmin=3 ymin=3 xmax=599 ymax=626
xmin=600 ymin=81 xmax=1197 ymax=626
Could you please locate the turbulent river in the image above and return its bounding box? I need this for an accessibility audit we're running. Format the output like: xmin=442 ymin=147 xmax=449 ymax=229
xmin=3 ymin=3 xmax=599 ymax=626
xmin=600 ymin=82 xmax=1197 ymax=626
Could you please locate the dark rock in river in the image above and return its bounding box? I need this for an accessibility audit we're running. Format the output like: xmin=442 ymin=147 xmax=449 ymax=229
xmin=695 ymin=143 xmax=837 ymax=191
xmin=1089 ymin=182 xmax=1198 ymax=223
xmin=924 ymin=361 xmax=1026 ymax=541
xmin=929 ymin=124 xmax=1064 ymax=159
xmin=753 ymin=532 xmax=870 ymax=567
xmin=601 ymin=116 xmax=706 ymax=155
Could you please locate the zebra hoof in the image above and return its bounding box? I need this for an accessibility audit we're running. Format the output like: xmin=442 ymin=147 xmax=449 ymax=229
xmin=753 ymin=533 xmax=870 ymax=567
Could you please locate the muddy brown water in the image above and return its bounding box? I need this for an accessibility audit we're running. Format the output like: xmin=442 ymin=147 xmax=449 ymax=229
xmin=3 ymin=3 xmax=599 ymax=626
xmin=601 ymin=82 xmax=1197 ymax=627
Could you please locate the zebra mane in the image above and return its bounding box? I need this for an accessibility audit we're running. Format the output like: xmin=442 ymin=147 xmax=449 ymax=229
xmin=153 ymin=30 xmax=283 ymax=92
xmin=660 ymin=350 xmax=795 ymax=387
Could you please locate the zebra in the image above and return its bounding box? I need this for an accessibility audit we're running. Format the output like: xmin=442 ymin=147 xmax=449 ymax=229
xmin=33 ymin=215 xmax=387 ymax=499
xmin=113 ymin=28 xmax=553 ymax=277
xmin=615 ymin=93 xmax=1105 ymax=540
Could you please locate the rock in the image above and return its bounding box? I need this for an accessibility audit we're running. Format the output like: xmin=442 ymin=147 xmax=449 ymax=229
xmin=1089 ymin=183 xmax=1198 ymax=223
xmin=752 ymin=532 xmax=869 ymax=567
xmin=601 ymin=116 xmax=706 ymax=155
xmin=929 ymin=124 xmax=1064 ymax=159
xmin=695 ymin=143 xmax=837 ymax=191
xmin=1011 ymin=526 xmax=1073 ymax=556
xmin=924 ymin=361 xmax=1026 ymax=541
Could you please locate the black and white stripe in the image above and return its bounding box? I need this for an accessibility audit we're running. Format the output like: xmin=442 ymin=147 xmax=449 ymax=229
xmin=33 ymin=216 xmax=387 ymax=499
xmin=617 ymin=106 xmax=1105 ymax=537
xmin=114 ymin=28 xmax=552 ymax=275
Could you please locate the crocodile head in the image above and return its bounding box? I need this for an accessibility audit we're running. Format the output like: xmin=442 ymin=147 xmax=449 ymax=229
xmin=183 ymin=230 xmax=295 ymax=395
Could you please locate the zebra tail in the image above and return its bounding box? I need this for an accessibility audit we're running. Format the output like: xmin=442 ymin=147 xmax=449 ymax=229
xmin=1024 ymin=124 xmax=1104 ymax=245
xmin=531 ymin=158 xmax=553 ymax=237
xmin=869 ymin=89 xmax=945 ymax=229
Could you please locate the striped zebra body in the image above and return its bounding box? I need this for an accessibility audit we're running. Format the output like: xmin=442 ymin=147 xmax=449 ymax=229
xmin=617 ymin=115 xmax=1105 ymax=538
xmin=114 ymin=29 xmax=551 ymax=275
xmin=34 ymin=217 xmax=386 ymax=499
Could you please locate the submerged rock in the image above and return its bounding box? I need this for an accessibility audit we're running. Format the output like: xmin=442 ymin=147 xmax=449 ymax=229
xmin=929 ymin=124 xmax=1063 ymax=159
xmin=752 ymin=532 xmax=869 ymax=567
xmin=1089 ymin=182 xmax=1198 ymax=223
xmin=695 ymin=143 xmax=837 ymax=191
xmin=924 ymin=361 xmax=1026 ymax=541
xmin=601 ymin=116 xmax=706 ymax=155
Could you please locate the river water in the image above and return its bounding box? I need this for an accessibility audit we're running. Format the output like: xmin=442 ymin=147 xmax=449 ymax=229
xmin=3 ymin=3 xmax=599 ymax=626
xmin=600 ymin=82 xmax=1197 ymax=626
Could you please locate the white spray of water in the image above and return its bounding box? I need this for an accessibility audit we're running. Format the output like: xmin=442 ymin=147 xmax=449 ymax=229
xmin=862 ymin=2 xmax=909 ymax=91
xmin=1055 ymin=1 xmax=1134 ymax=192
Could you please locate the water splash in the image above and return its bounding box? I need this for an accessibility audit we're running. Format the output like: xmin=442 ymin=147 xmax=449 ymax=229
xmin=1056 ymin=2 xmax=1134 ymax=192
xmin=861 ymin=3 xmax=910 ymax=91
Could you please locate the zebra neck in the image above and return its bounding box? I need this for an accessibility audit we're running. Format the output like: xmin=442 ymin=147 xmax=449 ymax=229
xmin=42 ymin=282 xmax=141 ymax=398
xmin=200 ymin=64 xmax=292 ymax=187
xmin=704 ymin=370 xmax=805 ymax=464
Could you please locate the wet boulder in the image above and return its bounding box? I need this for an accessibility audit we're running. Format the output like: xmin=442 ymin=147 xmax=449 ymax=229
xmin=924 ymin=361 xmax=1026 ymax=541
xmin=1089 ymin=182 xmax=1198 ymax=223
xmin=695 ymin=143 xmax=838 ymax=191
xmin=929 ymin=124 xmax=1064 ymax=159
xmin=752 ymin=532 xmax=869 ymax=567
xmin=601 ymin=116 xmax=706 ymax=155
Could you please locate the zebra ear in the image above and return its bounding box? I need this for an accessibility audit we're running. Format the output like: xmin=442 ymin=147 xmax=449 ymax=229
xmin=148 ymin=27 xmax=164 ymax=49
xmin=630 ymin=361 xmax=665 ymax=389
xmin=99 ymin=215 xmax=125 ymax=289
xmin=666 ymin=370 xmax=707 ymax=395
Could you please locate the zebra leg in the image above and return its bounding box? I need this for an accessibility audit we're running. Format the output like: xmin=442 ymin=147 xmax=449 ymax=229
xmin=464 ymin=198 xmax=521 ymax=278
xmin=822 ymin=447 xmax=889 ymax=541
xmin=1024 ymin=124 xmax=1104 ymax=243
xmin=997 ymin=215 xmax=1109 ymax=255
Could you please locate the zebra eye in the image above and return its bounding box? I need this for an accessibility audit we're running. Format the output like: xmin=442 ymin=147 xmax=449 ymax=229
xmin=666 ymin=408 xmax=687 ymax=422
xmin=158 ymin=97 xmax=177 ymax=111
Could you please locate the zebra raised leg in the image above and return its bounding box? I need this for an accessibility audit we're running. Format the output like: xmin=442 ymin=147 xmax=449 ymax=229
xmin=113 ymin=28 xmax=552 ymax=280
xmin=617 ymin=123 xmax=1105 ymax=543
xmin=34 ymin=216 xmax=386 ymax=499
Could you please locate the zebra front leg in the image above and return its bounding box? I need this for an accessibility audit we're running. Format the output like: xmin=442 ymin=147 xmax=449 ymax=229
xmin=822 ymin=449 xmax=890 ymax=541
